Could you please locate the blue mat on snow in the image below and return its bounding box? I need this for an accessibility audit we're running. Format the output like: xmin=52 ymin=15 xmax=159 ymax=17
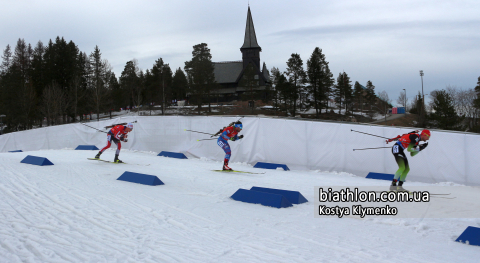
xmin=365 ymin=172 xmax=394 ymax=181
xmin=20 ymin=155 xmax=54 ymax=166
xmin=455 ymin=226 xmax=480 ymax=246
xmin=117 ymin=171 xmax=164 ymax=186
xmin=157 ymin=151 xmax=188 ymax=159
xmin=253 ymin=162 xmax=289 ymax=171
xmin=75 ymin=145 xmax=99 ymax=150
xmin=250 ymin=186 xmax=308 ymax=204
xmin=231 ymin=188 xmax=293 ymax=208
xmin=9 ymin=150 xmax=23 ymax=153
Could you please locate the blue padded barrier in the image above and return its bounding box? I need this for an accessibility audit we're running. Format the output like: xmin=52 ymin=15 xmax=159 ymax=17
xmin=231 ymin=188 xmax=293 ymax=208
xmin=253 ymin=162 xmax=290 ymax=171
xmin=157 ymin=151 xmax=188 ymax=159
xmin=75 ymin=145 xmax=99 ymax=150
xmin=365 ymin=172 xmax=395 ymax=181
xmin=9 ymin=150 xmax=23 ymax=153
xmin=117 ymin=171 xmax=164 ymax=186
xmin=20 ymin=155 xmax=54 ymax=166
xmin=250 ymin=186 xmax=308 ymax=204
xmin=455 ymin=226 xmax=480 ymax=246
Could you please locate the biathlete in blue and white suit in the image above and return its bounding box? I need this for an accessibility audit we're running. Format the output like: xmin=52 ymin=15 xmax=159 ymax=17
xmin=217 ymin=121 xmax=244 ymax=170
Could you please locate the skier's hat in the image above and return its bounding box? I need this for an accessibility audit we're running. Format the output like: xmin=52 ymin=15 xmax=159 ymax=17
xmin=420 ymin=129 xmax=430 ymax=137
xmin=127 ymin=123 xmax=134 ymax=129
xmin=234 ymin=121 xmax=242 ymax=130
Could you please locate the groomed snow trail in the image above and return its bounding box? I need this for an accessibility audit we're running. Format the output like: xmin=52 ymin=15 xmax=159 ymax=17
xmin=0 ymin=149 xmax=478 ymax=262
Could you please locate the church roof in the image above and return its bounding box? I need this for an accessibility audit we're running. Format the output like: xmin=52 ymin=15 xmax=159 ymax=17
xmin=262 ymin=62 xmax=270 ymax=83
xmin=241 ymin=7 xmax=261 ymax=50
xmin=213 ymin=61 xmax=243 ymax=84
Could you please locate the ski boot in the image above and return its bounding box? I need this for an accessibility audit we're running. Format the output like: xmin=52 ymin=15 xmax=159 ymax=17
xmin=114 ymin=154 xmax=123 ymax=163
xmin=396 ymin=181 xmax=409 ymax=192
xmin=223 ymin=161 xmax=232 ymax=171
xmin=389 ymin=179 xmax=397 ymax=191
xmin=396 ymin=186 xmax=410 ymax=192
xmin=94 ymin=151 xmax=102 ymax=159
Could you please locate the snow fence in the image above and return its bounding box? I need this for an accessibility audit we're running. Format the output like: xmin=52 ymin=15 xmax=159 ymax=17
xmin=0 ymin=116 xmax=479 ymax=186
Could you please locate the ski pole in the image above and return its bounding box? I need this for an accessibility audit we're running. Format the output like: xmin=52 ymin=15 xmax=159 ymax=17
xmin=351 ymin=129 xmax=389 ymax=139
xmin=185 ymin=129 xmax=216 ymax=136
xmin=353 ymin=146 xmax=391 ymax=151
xmin=81 ymin=123 xmax=107 ymax=133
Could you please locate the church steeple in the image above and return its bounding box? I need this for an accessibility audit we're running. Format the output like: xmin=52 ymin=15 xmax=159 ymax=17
xmin=241 ymin=6 xmax=261 ymax=50
xmin=240 ymin=6 xmax=262 ymax=74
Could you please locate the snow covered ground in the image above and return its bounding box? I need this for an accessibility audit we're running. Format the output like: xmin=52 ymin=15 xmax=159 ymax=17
xmin=1 ymin=149 xmax=479 ymax=262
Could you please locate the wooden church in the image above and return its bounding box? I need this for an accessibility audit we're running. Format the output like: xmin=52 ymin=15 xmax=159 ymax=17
xmin=212 ymin=7 xmax=271 ymax=102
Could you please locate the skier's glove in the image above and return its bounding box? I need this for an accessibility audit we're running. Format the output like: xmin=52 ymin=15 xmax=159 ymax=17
xmin=229 ymin=137 xmax=236 ymax=141
xmin=419 ymin=142 xmax=428 ymax=151
xmin=238 ymin=135 xmax=244 ymax=139
xmin=123 ymin=138 xmax=128 ymax=142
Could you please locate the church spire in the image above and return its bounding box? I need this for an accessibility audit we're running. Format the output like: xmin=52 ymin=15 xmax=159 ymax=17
xmin=241 ymin=6 xmax=261 ymax=50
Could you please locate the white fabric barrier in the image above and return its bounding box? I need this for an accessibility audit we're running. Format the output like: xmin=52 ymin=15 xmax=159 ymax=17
xmin=1 ymin=116 xmax=479 ymax=186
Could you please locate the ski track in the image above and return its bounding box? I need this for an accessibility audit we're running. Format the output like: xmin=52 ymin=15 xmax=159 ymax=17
xmin=0 ymin=149 xmax=478 ymax=262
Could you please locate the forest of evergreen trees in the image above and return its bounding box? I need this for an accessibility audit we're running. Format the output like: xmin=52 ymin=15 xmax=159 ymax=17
xmin=1 ymin=37 xmax=479 ymax=134
xmin=0 ymin=37 xmax=188 ymax=133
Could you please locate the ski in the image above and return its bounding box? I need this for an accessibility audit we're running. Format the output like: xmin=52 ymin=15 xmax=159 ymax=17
xmin=430 ymin=195 xmax=456 ymax=199
xmin=88 ymin=158 xmax=150 ymax=166
xmin=373 ymin=190 xmax=414 ymax=194
xmin=373 ymin=190 xmax=450 ymax=196
xmin=88 ymin=158 xmax=126 ymax=164
xmin=212 ymin=170 xmax=265 ymax=174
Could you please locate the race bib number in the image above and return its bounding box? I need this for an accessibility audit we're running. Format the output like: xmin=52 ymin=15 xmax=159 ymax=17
xmin=393 ymin=145 xmax=399 ymax=153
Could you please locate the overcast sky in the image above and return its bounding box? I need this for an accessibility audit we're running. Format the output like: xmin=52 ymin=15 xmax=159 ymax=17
xmin=1 ymin=0 xmax=479 ymax=106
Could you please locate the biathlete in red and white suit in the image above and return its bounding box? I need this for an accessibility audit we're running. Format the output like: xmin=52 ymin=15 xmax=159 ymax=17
xmin=389 ymin=129 xmax=430 ymax=191
xmin=94 ymin=122 xmax=133 ymax=163
xmin=217 ymin=121 xmax=243 ymax=170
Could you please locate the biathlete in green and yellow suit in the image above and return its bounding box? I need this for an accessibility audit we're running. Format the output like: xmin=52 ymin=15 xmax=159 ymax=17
xmin=388 ymin=129 xmax=431 ymax=191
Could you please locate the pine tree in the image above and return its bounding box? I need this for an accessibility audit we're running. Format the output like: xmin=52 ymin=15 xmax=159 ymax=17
xmin=0 ymin=44 xmax=12 ymax=74
xmin=172 ymin=67 xmax=188 ymax=102
xmin=353 ymin=81 xmax=364 ymax=114
xmin=333 ymin=72 xmax=352 ymax=115
xmin=431 ymin=90 xmax=463 ymax=130
xmin=76 ymin=52 xmax=91 ymax=121
xmin=365 ymin=80 xmax=376 ymax=106
xmin=148 ymin=58 xmax=172 ymax=115
xmin=276 ymin=73 xmax=293 ymax=115
xmin=270 ymin=67 xmax=281 ymax=115
xmin=306 ymin=47 xmax=334 ymax=118
xmin=472 ymin=77 xmax=480 ymax=131
xmin=285 ymin=53 xmax=306 ymax=117
xmin=107 ymin=72 xmax=121 ymax=112
xmin=474 ymin=76 xmax=480 ymax=110
xmin=184 ymin=43 xmax=216 ymax=114
xmin=31 ymin=41 xmax=45 ymax=105
xmin=120 ymin=60 xmax=141 ymax=110
xmin=90 ymin=46 xmax=111 ymax=120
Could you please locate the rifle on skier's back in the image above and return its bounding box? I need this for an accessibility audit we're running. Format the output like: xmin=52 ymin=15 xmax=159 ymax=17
xmin=104 ymin=120 xmax=137 ymax=129
xmin=385 ymin=130 xmax=419 ymax=144
xmin=211 ymin=117 xmax=243 ymax=138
